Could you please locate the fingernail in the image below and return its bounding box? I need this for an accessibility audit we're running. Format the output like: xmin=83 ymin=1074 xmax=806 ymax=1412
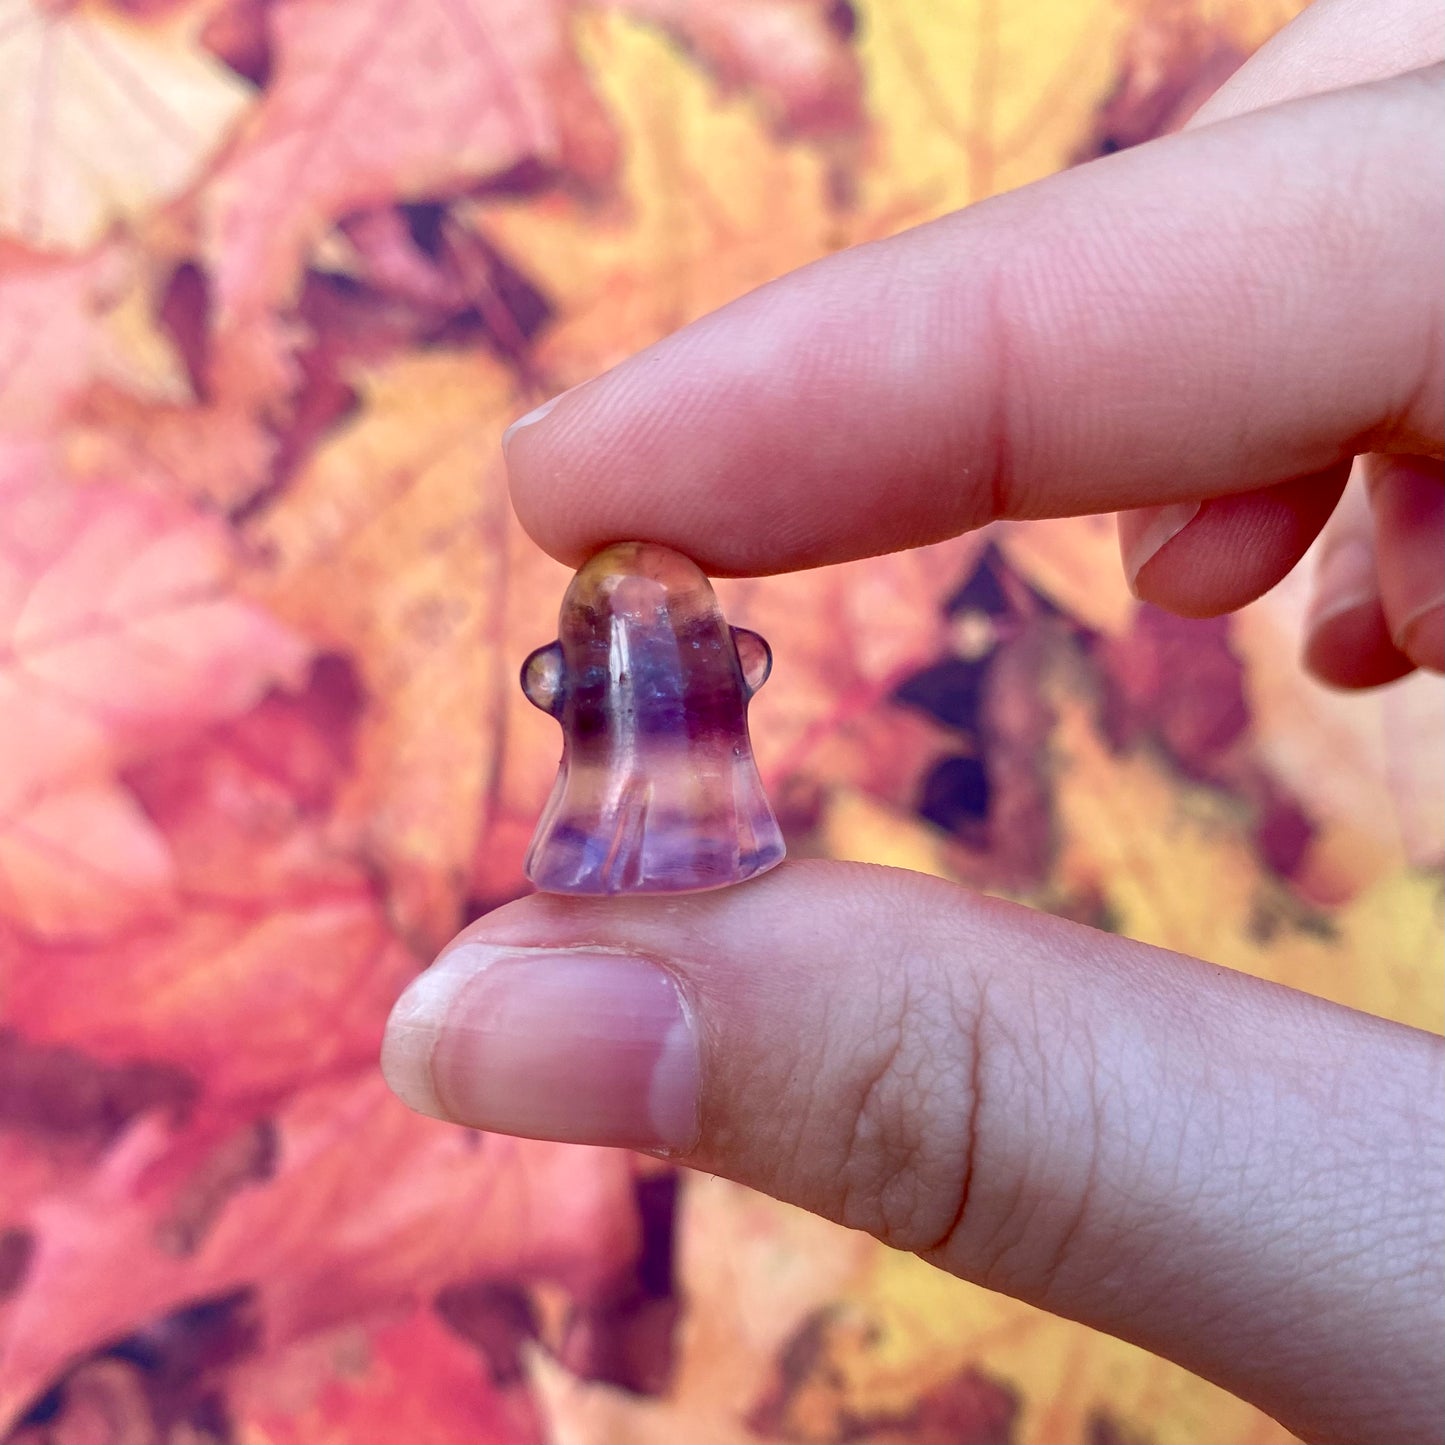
xmin=381 ymin=945 xmax=700 ymax=1153
xmin=1304 ymin=538 xmax=1378 ymax=634
xmin=501 ymin=390 xmax=568 ymax=457
xmin=1123 ymin=502 xmax=1201 ymax=593
xmin=1393 ymin=596 xmax=1445 ymax=661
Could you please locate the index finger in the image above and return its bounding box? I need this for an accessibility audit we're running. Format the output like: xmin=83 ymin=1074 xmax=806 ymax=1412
xmin=505 ymin=67 xmax=1444 ymax=576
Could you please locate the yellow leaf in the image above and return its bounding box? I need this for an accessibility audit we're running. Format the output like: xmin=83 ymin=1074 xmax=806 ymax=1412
xmin=0 ymin=0 xmax=250 ymax=250
xmin=245 ymin=350 xmax=569 ymax=945
xmin=998 ymin=515 xmax=1137 ymax=636
xmin=1050 ymin=677 xmax=1442 ymax=1031
xmin=819 ymin=788 xmax=954 ymax=877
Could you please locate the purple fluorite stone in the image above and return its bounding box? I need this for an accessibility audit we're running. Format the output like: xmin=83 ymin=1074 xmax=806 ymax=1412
xmin=520 ymin=542 xmax=785 ymax=894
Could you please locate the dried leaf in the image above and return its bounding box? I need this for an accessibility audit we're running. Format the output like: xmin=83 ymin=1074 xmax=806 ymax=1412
xmin=0 ymin=443 xmax=307 ymax=938
xmin=231 ymin=1308 xmax=546 ymax=1445
xmin=1235 ymin=563 xmax=1445 ymax=882
xmin=2 ymin=1 xmax=1436 ymax=1442
xmin=0 ymin=0 xmax=250 ymax=250
xmin=0 ymin=1075 xmax=642 ymax=1425
xmin=202 ymin=0 xmax=619 ymax=412
xmin=0 ymin=249 xmax=124 ymax=434
xmin=600 ymin=0 xmax=864 ymax=140
xmin=245 ymin=350 xmax=569 ymax=942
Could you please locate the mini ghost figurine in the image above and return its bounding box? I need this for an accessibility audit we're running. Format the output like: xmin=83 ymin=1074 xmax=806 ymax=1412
xmin=520 ymin=541 xmax=785 ymax=894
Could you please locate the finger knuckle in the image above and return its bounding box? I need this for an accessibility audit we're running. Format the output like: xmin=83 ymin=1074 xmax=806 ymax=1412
xmin=828 ymin=948 xmax=988 ymax=1256
xmin=825 ymin=945 xmax=1120 ymax=1306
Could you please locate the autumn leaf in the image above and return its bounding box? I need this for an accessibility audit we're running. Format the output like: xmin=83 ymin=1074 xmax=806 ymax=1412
xmin=0 ymin=249 xmax=120 ymax=435
xmin=0 ymin=1075 xmax=644 ymax=1428
xmin=0 ymin=442 xmax=307 ymax=938
xmin=0 ymin=0 xmax=250 ymax=251
xmin=200 ymin=0 xmax=620 ymax=415
xmin=230 ymin=1306 xmax=546 ymax=1445
xmin=244 ymin=349 xmax=569 ymax=943
xmin=474 ymin=9 xmax=861 ymax=393
xmin=600 ymin=0 xmax=865 ymax=141
xmin=2 ymin=0 xmax=1440 ymax=1443
xmin=0 ymin=641 xmax=644 ymax=1433
xmin=1235 ymin=563 xmax=1445 ymax=887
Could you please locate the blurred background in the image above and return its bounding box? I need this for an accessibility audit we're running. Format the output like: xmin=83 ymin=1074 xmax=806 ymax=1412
xmin=1 ymin=0 xmax=1441 ymax=1441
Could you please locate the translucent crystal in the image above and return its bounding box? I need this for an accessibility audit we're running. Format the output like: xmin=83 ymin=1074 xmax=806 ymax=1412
xmin=521 ymin=542 xmax=785 ymax=894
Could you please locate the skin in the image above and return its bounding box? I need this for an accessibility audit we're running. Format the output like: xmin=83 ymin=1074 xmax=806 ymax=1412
xmin=383 ymin=3 xmax=1445 ymax=1441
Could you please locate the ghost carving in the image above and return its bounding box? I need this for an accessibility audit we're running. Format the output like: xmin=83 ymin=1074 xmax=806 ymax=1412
xmin=520 ymin=542 xmax=785 ymax=894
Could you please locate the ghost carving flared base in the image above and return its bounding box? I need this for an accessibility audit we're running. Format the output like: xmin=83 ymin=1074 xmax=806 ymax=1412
xmin=520 ymin=542 xmax=785 ymax=895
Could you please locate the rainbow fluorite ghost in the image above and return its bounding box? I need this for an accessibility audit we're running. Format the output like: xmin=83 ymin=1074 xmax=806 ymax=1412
xmin=520 ymin=542 xmax=785 ymax=894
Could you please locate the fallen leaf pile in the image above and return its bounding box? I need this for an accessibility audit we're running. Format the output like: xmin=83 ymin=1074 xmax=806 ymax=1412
xmin=1 ymin=1 xmax=1440 ymax=1442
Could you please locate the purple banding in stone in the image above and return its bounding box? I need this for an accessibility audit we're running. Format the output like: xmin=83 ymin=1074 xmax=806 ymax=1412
xmin=520 ymin=542 xmax=785 ymax=895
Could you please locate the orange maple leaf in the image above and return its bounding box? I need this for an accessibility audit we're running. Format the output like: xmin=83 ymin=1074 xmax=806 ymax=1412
xmin=2 ymin=4 xmax=1438 ymax=1445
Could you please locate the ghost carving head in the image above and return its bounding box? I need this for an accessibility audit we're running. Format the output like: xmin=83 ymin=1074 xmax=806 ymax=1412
xmin=520 ymin=542 xmax=785 ymax=894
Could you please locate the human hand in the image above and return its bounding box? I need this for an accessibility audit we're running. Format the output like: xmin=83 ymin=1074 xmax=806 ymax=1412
xmin=382 ymin=4 xmax=1445 ymax=1442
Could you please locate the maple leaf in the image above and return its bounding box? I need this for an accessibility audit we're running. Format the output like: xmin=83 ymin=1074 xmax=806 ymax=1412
xmin=230 ymin=1306 xmax=546 ymax=1445
xmin=601 ymin=0 xmax=865 ymax=140
xmin=0 ymin=1077 xmax=643 ymax=1431
xmin=2 ymin=1 xmax=1440 ymax=1443
xmin=1235 ymin=566 xmax=1445 ymax=888
xmin=0 ymin=654 xmax=413 ymax=1112
xmin=201 ymin=0 xmax=621 ymax=416
xmin=0 ymin=443 xmax=307 ymax=939
xmin=0 ymin=0 xmax=251 ymax=251
xmin=0 ymin=647 xmax=642 ymax=1426
xmin=244 ymin=349 xmax=569 ymax=944
xmin=472 ymin=11 xmax=861 ymax=395
xmin=196 ymin=0 xmax=867 ymax=455
xmin=0 ymin=248 xmax=120 ymax=436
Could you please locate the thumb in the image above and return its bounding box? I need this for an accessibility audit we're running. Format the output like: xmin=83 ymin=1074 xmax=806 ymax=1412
xmin=381 ymin=860 xmax=1443 ymax=1445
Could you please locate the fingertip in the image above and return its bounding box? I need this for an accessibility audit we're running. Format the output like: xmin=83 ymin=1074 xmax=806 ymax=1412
xmin=1368 ymin=453 xmax=1445 ymax=674
xmin=504 ymin=348 xmax=774 ymax=573
xmin=1302 ymin=593 xmax=1416 ymax=689
xmin=1394 ymin=599 xmax=1445 ymax=674
xmin=1120 ymin=503 xmax=1201 ymax=594
xmin=505 ymin=387 xmax=607 ymax=568
xmin=501 ymin=389 xmax=570 ymax=461
xmin=1290 ymin=464 xmax=1414 ymax=687
xmin=1125 ymin=467 xmax=1347 ymax=618
xmin=380 ymin=962 xmax=458 ymax=1122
